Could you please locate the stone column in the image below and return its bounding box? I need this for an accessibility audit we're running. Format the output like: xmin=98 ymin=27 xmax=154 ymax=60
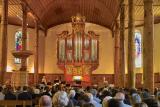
xmin=128 ymin=0 xmax=135 ymax=88
xmin=34 ymin=20 xmax=39 ymax=84
xmin=119 ymin=0 xmax=125 ymax=88
xmin=20 ymin=2 xmax=27 ymax=71
xmin=0 ymin=0 xmax=8 ymax=84
xmin=114 ymin=23 xmax=121 ymax=87
xmin=143 ymin=0 xmax=154 ymax=93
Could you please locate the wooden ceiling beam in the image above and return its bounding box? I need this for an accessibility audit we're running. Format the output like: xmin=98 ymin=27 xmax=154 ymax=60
xmin=125 ymin=4 xmax=160 ymax=6
xmin=0 ymin=19 xmax=34 ymax=28
xmin=111 ymin=0 xmax=120 ymax=30
xmin=125 ymin=18 xmax=160 ymax=29
xmin=19 ymin=0 xmax=47 ymax=31
xmin=117 ymin=19 xmax=144 ymax=21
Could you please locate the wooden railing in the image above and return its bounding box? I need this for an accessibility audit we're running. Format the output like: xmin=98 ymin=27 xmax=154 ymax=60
xmin=0 ymin=100 xmax=32 ymax=107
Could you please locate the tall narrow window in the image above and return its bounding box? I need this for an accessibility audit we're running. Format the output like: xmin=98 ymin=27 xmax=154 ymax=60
xmin=135 ymin=31 xmax=142 ymax=68
xmin=15 ymin=31 xmax=22 ymax=64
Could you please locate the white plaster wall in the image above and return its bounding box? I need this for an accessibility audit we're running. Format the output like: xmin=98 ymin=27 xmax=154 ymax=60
xmin=44 ymin=23 xmax=114 ymax=74
xmin=6 ymin=25 xmax=45 ymax=73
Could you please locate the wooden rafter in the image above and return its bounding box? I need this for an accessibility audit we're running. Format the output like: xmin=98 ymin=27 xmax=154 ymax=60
xmin=2 ymin=0 xmax=160 ymax=29
xmin=19 ymin=0 xmax=47 ymax=31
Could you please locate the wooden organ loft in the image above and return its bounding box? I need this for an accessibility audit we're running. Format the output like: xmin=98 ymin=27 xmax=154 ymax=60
xmin=57 ymin=14 xmax=99 ymax=86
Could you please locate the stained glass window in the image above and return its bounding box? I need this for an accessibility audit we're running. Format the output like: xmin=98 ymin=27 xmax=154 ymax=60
xmin=135 ymin=31 xmax=142 ymax=68
xmin=15 ymin=31 xmax=22 ymax=64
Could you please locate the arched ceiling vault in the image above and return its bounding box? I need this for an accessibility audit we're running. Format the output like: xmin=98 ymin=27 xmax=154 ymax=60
xmin=1 ymin=0 xmax=160 ymax=31
xmin=0 ymin=0 xmax=119 ymax=30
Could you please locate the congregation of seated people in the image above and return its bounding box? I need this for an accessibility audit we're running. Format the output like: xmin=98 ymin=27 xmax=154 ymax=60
xmin=0 ymin=82 xmax=160 ymax=107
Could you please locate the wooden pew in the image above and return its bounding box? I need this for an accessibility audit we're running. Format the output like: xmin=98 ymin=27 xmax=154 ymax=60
xmin=0 ymin=100 xmax=32 ymax=107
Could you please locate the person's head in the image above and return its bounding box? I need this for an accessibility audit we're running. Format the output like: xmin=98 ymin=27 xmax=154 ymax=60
xmin=142 ymin=91 xmax=150 ymax=100
xmin=86 ymin=86 xmax=91 ymax=92
xmin=39 ymin=95 xmax=52 ymax=107
xmin=102 ymin=90 xmax=112 ymax=97
xmin=23 ymin=86 xmax=28 ymax=91
xmin=143 ymin=89 xmax=149 ymax=93
xmin=53 ymin=91 xmax=69 ymax=107
xmin=0 ymin=86 xmax=3 ymax=92
xmin=158 ymin=95 xmax=160 ymax=101
xmin=6 ymin=87 xmax=14 ymax=93
xmin=68 ymin=89 xmax=76 ymax=98
xmin=157 ymin=91 xmax=160 ymax=101
xmin=108 ymin=99 xmax=120 ymax=107
xmin=59 ymin=91 xmax=69 ymax=106
xmin=89 ymin=89 xmax=97 ymax=97
xmin=16 ymin=86 xmax=21 ymax=91
xmin=154 ymin=88 xmax=158 ymax=93
xmin=134 ymin=102 xmax=148 ymax=107
xmin=44 ymin=86 xmax=50 ymax=92
xmin=82 ymin=93 xmax=90 ymax=103
xmin=114 ymin=92 xmax=125 ymax=101
xmin=86 ymin=93 xmax=94 ymax=102
xmin=36 ymin=85 xmax=39 ymax=89
xmin=132 ymin=93 xmax=142 ymax=104
xmin=102 ymin=96 xmax=112 ymax=107
xmin=130 ymin=88 xmax=137 ymax=95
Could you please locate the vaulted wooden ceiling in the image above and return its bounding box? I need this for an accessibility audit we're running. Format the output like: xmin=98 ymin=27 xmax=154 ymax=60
xmin=0 ymin=0 xmax=119 ymax=30
xmin=26 ymin=0 xmax=119 ymax=29
xmin=0 ymin=0 xmax=160 ymax=31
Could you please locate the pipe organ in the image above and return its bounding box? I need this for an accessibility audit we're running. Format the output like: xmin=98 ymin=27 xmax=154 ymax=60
xmin=57 ymin=14 xmax=99 ymax=85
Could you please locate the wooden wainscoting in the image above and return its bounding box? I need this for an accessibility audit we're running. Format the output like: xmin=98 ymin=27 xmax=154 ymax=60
xmin=4 ymin=72 xmax=160 ymax=88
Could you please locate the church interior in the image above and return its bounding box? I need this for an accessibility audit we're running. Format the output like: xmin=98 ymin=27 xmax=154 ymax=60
xmin=0 ymin=0 xmax=160 ymax=107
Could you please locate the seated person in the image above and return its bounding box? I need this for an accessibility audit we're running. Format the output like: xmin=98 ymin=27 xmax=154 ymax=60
xmin=86 ymin=93 xmax=102 ymax=107
xmin=0 ymin=86 xmax=5 ymax=100
xmin=18 ymin=86 xmax=32 ymax=100
xmin=5 ymin=87 xmax=16 ymax=100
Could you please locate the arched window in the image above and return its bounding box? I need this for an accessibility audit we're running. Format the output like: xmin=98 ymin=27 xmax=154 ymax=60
xmin=135 ymin=31 xmax=142 ymax=68
xmin=15 ymin=31 xmax=22 ymax=64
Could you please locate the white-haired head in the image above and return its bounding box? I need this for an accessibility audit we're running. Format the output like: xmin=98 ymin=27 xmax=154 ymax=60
xmin=59 ymin=91 xmax=69 ymax=106
xmin=69 ymin=89 xmax=76 ymax=98
xmin=53 ymin=91 xmax=69 ymax=107
xmin=39 ymin=95 xmax=52 ymax=107
xmin=114 ymin=92 xmax=125 ymax=101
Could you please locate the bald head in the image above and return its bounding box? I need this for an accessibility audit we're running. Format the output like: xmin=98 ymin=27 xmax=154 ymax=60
xmin=114 ymin=92 xmax=125 ymax=100
xmin=39 ymin=95 xmax=52 ymax=107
